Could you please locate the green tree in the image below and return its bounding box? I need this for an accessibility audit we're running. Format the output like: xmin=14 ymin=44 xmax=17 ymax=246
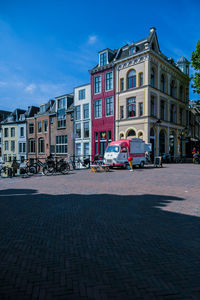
xmin=191 ymin=40 xmax=200 ymax=96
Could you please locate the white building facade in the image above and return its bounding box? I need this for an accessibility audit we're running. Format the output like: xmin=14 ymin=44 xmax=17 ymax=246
xmin=74 ymin=83 xmax=91 ymax=158
xmin=17 ymin=121 xmax=27 ymax=163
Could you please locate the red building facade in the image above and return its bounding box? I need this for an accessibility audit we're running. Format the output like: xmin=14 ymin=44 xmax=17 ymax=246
xmin=90 ymin=49 xmax=117 ymax=159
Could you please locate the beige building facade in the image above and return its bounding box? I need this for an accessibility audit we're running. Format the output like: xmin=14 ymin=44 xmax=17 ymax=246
xmin=114 ymin=28 xmax=190 ymax=160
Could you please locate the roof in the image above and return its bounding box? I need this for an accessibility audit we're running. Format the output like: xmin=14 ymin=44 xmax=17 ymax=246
xmin=177 ymin=56 xmax=190 ymax=64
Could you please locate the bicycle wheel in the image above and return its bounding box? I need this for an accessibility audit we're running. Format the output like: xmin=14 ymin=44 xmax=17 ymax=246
xmin=43 ymin=166 xmax=54 ymax=176
xmin=25 ymin=167 xmax=35 ymax=176
xmin=60 ymin=163 xmax=70 ymax=175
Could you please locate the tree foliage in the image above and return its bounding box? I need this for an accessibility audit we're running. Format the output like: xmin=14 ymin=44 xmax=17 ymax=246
xmin=191 ymin=40 xmax=200 ymax=95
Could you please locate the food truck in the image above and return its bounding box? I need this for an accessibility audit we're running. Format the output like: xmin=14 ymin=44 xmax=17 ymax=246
xmin=104 ymin=138 xmax=146 ymax=168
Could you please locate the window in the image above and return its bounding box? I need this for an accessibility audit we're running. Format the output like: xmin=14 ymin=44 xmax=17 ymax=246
xmin=105 ymin=72 xmax=113 ymax=90
xmin=56 ymin=135 xmax=68 ymax=154
xmin=151 ymin=68 xmax=156 ymax=88
xmin=180 ymin=85 xmax=184 ymax=101
xmin=161 ymin=74 xmax=165 ymax=92
xmin=11 ymin=141 xmax=15 ymax=152
xmin=94 ymin=76 xmax=101 ymax=93
xmin=106 ymin=97 xmax=113 ymax=116
xmin=38 ymin=121 xmax=42 ymax=133
xmin=4 ymin=128 xmax=8 ymax=137
xmin=130 ymin=46 xmax=136 ymax=55
xmin=29 ymin=139 xmax=35 ymax=153
xmin=160 ymin=101 xmax=165 ymax=120
xmin=21 ymin=156 xmax=25 ymax=163
xmin=40 ymin=105 xmax=46 ymax=113
xmin=150 ymin=96 xmax=156 ymax=117
xmin=75 ymin=123 xmax=81 ymax=138
xmin=20 ymin=127 xmax=24 ymax=137
xmin=95 ymin=132 xmax=98 ymax=155
xmin=83 ymin=104 xmax=89 ymax=119
xmin=11 ymin=127 xmax=15 ymax=137
xmin=127 ymin=98 xmax=136 ymax=118
xmin=29 ymin=123 xmax=34 ymax=134
xmin=79 ymin=89 xmax=85 ymax=100
xmin=3 ymin=154 xmax=7 ymax=162
xmin=83 ymin=122 xmax=89 ymax=138
xmin=43 ymin=120 xmax=48 ymax=132
xmin=170 ymin=104 xmax=176 ymax=123
xmin=5 ymin=141 xmax=9 ymax=151
xmin=94 ymin=99 xmax=102 ymax=118
xmin=57 ymin=98 xmax=66 ymax=109
xmin=139 ymin=73 xmax=143 ymax=87
xmin=83 ymin=143 xmax=89 ymax=156
xmin=120 ymin=106 xmax=124 ymax=119
xmin=19 ymin=142 xmax=26 ymax=153
xmin=120 ymin=78 xmax=124 ymax=91
xmin=179 ymin=108 xmax=183 ymax=125
xmin=127 ymin=69 xmax=136 ymax=89
xmin=170 ymin=80 xmax=176 ymax=98
xmin=38 ymin=138 xmax=45 ymax=153
xmin=57 ymin=109 xmax=66 ymax=128
xmin=75 ymin=106 xmax=81 ymax=120
xmin=57 ymin=118 xmax=66 ymax=129
xmin=75 ymin=143 xmax=81 ymax=156
xmin=100 ymin=52 xmax=107 ymax=66
xmin=139 ymin=103 xmax=143 ymax=116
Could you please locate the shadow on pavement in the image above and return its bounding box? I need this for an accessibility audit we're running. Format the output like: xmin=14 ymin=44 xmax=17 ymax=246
xmin=0 ymin=189 xmax=199 ymax=299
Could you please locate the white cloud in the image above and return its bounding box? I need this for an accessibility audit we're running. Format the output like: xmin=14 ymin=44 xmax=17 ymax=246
xmin=88 ymin=35 xmax=98 ymax=45
xmin=25 ymin=83 xmax=36 ymax=93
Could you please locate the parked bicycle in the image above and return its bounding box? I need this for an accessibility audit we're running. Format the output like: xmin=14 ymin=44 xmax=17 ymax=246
xmin=20 ymin=160 xmax=37 ymax=175
xmin=43 ymin=156 xmax=70 ymax=175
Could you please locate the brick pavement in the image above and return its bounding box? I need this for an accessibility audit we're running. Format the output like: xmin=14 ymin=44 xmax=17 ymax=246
xmin=0 ymin=164 xmax=200 ymax=299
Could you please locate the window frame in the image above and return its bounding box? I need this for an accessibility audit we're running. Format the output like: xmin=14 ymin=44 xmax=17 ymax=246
xmin=94 ymin=99 xmax=102 ymax=118
xmin=94 ymin=76 xmax=101 ymax=94
xmin=126 ymin=97 xmax=136 ymax=118
xmin=56 ymin=135 xmax=68 ymax=154
xmin=105 ymin=97 xmax=114 ymax=116
xmin=105 ymin=72 xmax=113 ymax=91
xmin=38 ymin=138 xmax=45 ymax=154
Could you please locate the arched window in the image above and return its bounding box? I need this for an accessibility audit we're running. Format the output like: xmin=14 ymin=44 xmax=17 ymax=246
xmin=38 ymin=138 xmax=45 ymax=153
xmin=126 ymin=129 xmax=136 ymax=138
xmin=160 ymin=74 xmax=165 ymax=92
xmin=151 ymin=68 xmax=156 ymax=88
xmin=119 ymin=133 xmax=124 ymax=139
xmin=150 ymin=128 xmax=155 ymax=137
xmin=179 ymin=85 xmax=184 ymax=101
xmin=127 ymin=69 xmax=136 ymax=89
xmin=28 ymin=139 xmax=35 ymax=153
xmin=138 ymin=132 xmax=143 ymax=139
xmin=170 ymin=80 xmax=176 ymax=98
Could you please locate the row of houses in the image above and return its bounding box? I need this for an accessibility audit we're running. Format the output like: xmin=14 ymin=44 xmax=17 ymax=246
xmin=1 ymin=27 xmax=200 ymax=166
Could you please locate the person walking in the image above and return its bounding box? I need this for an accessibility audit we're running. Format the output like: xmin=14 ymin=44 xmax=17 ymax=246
xmin=192 ymin=147 xmax=196 ymax=163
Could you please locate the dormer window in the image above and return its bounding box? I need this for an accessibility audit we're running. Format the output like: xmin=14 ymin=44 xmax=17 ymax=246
xmin=130 ymin=46 xmax=136 ymax=55
xmin=40 ymin=105 xmax=46 ymax=113
xmin=57 ymin=97 xmax=66 ymax=110
xmin=100 ymin=52 xmax=107 ymax=66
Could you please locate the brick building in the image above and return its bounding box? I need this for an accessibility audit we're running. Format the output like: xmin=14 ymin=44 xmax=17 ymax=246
xmin=27 ymin=100 xmax=54 ymax=164
xmin=50 ymin=93 xmax=74 ymax=158
xmin=89 ymin=49 xmax=117 ymax=159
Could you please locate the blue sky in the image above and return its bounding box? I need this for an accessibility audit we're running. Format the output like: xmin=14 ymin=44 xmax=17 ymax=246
xmin=0 ymin=0 xmax=200 ymax=111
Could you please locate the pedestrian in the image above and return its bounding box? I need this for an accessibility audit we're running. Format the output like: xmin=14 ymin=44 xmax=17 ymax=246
xmin=12 ymin=158 xmax=19 ymax=176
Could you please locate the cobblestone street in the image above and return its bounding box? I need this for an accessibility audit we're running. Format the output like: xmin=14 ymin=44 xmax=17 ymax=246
xmin=0 ymin=164 xmax=200 ymax=299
